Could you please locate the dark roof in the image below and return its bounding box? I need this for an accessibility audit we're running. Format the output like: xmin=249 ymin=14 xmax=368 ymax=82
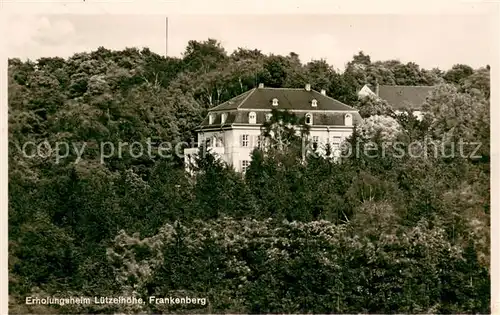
xmin=209 ymin=87 xmax=356 ymax=111
xmin=377 ymin=85 xmax=434 ymax=110
xmin=198 ymin=111 xmax=362 ymax=131
xmin=199 ymin=86 xmax=360 ymax=129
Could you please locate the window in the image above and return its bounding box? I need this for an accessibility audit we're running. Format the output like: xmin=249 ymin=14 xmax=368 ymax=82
xmin=257 ymin=135 xmax=263 ymax=148
xmin=272 ymin=98 xmax=279 ymax=106
xmin=240 ymin=134 xmax=249 ymax=147
xmin=215 ymin=135 xmax=224 ymax=147
xmin=345 ymin=113 xmax=353 ymax=126
xmin=305 ymin=113 xmax=313 ymax=125
xmin=332 ymin=143 xmax=340 ymax=155
xmin=312 ymin=136 xmax=319 ymax=150
xmin=221 ymin=113 xmax=227 ymax=124
xmin=208 ymin=114 xmax=215 ymax=124
xmin=250 ymin=135 xmax=258 ymax=147
xmin=311 ymin=99 xmax=318 ymax=107
xmin=241 ymin=160 xmax=250 ymax=172
xmin=266 ymin=113 xmax=273 ymax=121
xmin=249 ymin=111 xmax=257 ymax=124
xmin=331 ymin=137 xmax=341 ymax=153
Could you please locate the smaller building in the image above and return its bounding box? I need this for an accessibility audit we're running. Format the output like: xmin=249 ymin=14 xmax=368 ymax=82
xmin=358 ymin=83 xmax=435 ymax=120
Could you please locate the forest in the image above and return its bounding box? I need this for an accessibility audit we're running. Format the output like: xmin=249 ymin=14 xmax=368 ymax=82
xmin=8 ymin=39 xmax=490 ymax=314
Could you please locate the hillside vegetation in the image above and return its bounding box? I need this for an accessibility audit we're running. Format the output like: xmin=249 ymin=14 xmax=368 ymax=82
xmin=8 ymin=40 xmax=490 ymax=314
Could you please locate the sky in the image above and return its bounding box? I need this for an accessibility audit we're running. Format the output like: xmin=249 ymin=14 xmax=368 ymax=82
xmin=4 ymin=14 xmax=496 ymax=71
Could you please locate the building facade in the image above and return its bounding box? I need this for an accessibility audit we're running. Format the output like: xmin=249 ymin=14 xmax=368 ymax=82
xmin=184 ymin=84 xmax=361 ymax=172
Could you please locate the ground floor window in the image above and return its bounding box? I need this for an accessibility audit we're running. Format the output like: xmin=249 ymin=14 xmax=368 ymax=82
xmin=241 ymin=160 xmax=250 ymax=172
xmin=312 ymin=136 xmax=319 ymax=150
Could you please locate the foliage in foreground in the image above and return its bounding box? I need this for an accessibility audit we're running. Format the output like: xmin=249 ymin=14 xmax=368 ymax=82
xmin=104 ymin=214 xmax=488 ymax=314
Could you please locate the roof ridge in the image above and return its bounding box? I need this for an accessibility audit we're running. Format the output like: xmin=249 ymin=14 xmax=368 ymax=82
xmin=209 ymin=89 xmax=253 ymax=111
xmin=237 ymin=87 xmax=257 ymax=109
xmin=260 ymin=87 xmax=304 ymax=90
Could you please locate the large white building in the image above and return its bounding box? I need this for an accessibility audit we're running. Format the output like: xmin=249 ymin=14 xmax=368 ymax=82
xmin=184 ymin=83 xmax=361 ymax=172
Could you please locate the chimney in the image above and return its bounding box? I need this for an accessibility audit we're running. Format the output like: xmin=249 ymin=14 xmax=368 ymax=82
xmin=320 ymin=89 xmax=326 ymax=96
xmin=258 ymin=83 xmax=264 ymax=88
xmin=305 ymin=83 xmax=311 ymax=91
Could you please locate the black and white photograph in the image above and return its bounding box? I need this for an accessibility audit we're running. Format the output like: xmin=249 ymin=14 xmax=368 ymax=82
xmin=4 ymin=3 xmax=496 ymax=314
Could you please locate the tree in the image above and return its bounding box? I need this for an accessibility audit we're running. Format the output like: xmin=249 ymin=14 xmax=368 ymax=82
xmin=356 ymin=115 xmax=402 ymax=141
xmin=422 ymin=83 xmax=489 ymax=154
xmin=461 ymin=67 xmax=490 ymax=98
xmin=261 ymin=55 xmax=289 ymax=87
xmin=182 ymin=39 xmax=228 ymax=74
xmin=105 ymin=217 xmax=489 ymax=314
xmin=231 ymin=47 xmax=264 ymax=61
xmin=354 ymin=94 xmax=393 ymax=118
xmin=348 ymin=51 xmax=371 ymax=67
xmin=305 ymin=59 xmax=335 ymax=90
xmin=444 ymin=64 xmax=474 ymax=84
xmin=190 ymin=148 xmax=259 ymax=219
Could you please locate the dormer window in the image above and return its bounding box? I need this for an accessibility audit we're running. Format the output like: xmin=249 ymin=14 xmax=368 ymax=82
xmin=345 ymin=113 xmax=353 ymax=126
xmin=208 ymin=113 xmax=215 ymax=124
xmin=311 ymin=99 xmax=318 ymax=107
xmin=265 ymin=113 xmax=272 ymax=122
xmin=249 ymin=111 xmax=257 ymax=124
xmin=272 ymin=98 xmax=279 ymax=106
xmin=221 ymin=112 xmax=227 ymax=124
xmin=305 ymin=113 xmax=313 ymax=125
